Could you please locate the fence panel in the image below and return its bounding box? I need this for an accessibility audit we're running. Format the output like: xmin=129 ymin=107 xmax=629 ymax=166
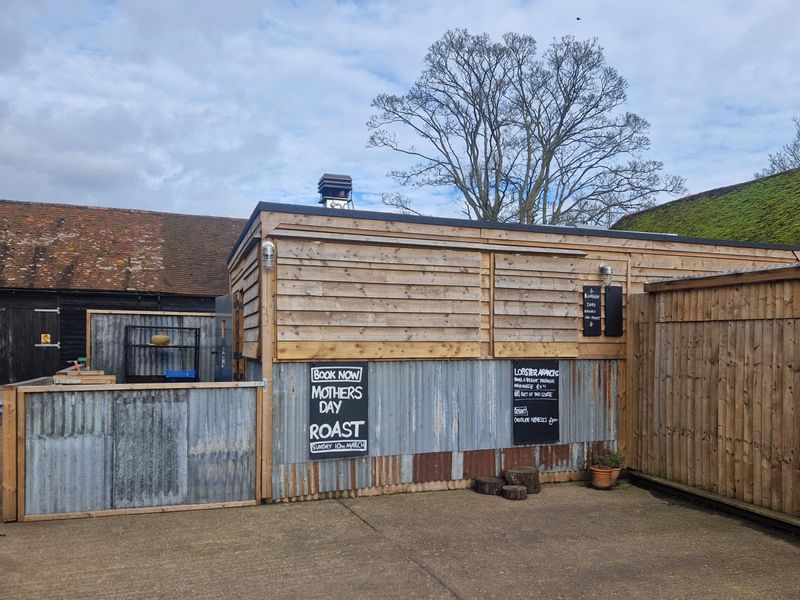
xmin=629 ymin=277 xmax=800 ymax=518
xmin=10 ymin=382 xmax=260 ymax=521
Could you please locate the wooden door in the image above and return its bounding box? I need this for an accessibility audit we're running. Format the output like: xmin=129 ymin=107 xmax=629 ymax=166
xmin=2 ymin=307 xmax=61 ymax=383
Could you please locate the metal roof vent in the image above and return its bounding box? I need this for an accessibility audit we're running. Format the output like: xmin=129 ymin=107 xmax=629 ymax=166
xmin=317 ymin=173 xmax=353 ymax=210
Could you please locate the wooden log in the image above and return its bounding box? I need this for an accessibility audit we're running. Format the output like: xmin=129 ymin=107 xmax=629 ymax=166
xmin=473 ymin=476 xmax=504 ymax=496
xmin=502 ymin=485 xmax=528 ymax=500
xmin=503 ymin=466 xmax=541 ymax=494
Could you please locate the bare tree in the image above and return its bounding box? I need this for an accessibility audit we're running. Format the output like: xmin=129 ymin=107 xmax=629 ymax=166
xmin=754 ymin=117 xmax=800 ymax=178
xmin=367 ymin=30 xmax=685 ymax=226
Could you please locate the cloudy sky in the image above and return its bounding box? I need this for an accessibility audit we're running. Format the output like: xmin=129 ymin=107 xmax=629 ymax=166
xmin=1 ymin=0 xmax=798 ymax=219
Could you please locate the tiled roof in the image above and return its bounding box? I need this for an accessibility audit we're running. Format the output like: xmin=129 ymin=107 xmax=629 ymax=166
xmin=0 ymin=199 xmax=246 ymax=296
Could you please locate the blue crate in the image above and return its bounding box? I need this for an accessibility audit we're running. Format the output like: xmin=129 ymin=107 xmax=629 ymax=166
xmin=165 ymin=369 xmax=197 ymax=382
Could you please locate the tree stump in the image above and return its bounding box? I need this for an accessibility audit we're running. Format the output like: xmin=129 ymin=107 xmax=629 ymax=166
xmin=503 ymin=466 xmax=541 ymax=494
xmin=474 ymin=476 xmax=504 ymax=495
xmin=502 ymin=485 xmax=528 ymax=500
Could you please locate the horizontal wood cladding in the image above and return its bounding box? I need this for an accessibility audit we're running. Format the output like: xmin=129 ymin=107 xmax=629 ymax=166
xmin=230 ymin=230 xmax=262 ymax=359
xmin=249 ymin=210 xmax=797 ymax=362
xmin=493 ymin=254 xmax=579 ymax=344
xmin=276 ymin=341 xmax=481 ymax=360
xmin=275 ymin=240 xmax=482 ymax=359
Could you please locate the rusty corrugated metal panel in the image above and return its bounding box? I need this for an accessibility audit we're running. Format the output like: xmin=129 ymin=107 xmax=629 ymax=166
xmin=538 ymin=444 xmax=572 ymax=471
xmin=89 ymin=313 xmax=216 ymax=381
xmin=500 ymin=447 xmax=536 ymax=471
xmin=372 ymin=455 xmax=405 ymax=487
xmin=413 ymin=452 xmax=452 ymax=482
xmin=462 ymin=449 xmax=498 ymax=479
xmin=270 ymin=359 xmax=619 ymax=500
xmin=24 ymin=386 xmax=257 ymax=515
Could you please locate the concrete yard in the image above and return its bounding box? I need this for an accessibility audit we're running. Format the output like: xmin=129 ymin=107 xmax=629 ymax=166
xmin=1 ymin=483 xmax=798 ymax=599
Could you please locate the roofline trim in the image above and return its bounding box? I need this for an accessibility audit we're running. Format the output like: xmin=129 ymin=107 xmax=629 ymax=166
xmin=229 ymin=201 xmax=800 ymax=260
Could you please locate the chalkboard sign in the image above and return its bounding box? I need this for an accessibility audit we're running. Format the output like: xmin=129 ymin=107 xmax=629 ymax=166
xmin=512 ymin=360 xmax=560 ymax=445
xmin=582 ymin=285 xmax=602 ymax=336
xmin=309 ymin=363 xmax=368 ymax=459
xmin=605 ymin=286 xmax=623 ymax=337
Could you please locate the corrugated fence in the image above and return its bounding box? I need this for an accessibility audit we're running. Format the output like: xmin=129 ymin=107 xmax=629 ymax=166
xmin=22 ymin=384 xmax=259 ymax=517
xmin=88 ymin=312 xmax=216 ymax=382
xmin=272 ymin=359 xmax=618 ymax=500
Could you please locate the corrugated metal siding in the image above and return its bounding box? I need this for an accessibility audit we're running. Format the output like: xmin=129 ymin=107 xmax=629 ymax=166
xmin=89 ymin=313 xmax=216 ymax=382
xmin=271 ymin=359 xmax=618 ymax=500
xmin=24 ymin=386 xmax=257 ymax=516
xmin=245 ymin=359 xmax=262 ymax=382
xmin=186 ymin=388 xmax=256 ymax=503
xmin=113 ymin=390 xmax=189 ymax=509
xmin=25 ymin=392 xmax=113 ymax=515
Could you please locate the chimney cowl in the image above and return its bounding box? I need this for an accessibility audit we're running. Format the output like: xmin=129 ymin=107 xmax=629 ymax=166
xmin=318 ymin=173 xmax=353 ymax=209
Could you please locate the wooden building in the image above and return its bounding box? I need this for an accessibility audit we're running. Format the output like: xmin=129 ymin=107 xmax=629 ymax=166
xmin=0 ymin=199 xmax=245 ymax=383
xmin=229 ymin=200 xmax=799 ymax=503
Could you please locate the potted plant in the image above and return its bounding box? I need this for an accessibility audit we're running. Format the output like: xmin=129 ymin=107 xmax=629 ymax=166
xmin=589 ymin=451 xmax=625 ymax=490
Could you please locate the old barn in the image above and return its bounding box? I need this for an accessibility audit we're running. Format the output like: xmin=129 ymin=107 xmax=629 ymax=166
xmin=0 ymin=199 xmax=245 ymax=383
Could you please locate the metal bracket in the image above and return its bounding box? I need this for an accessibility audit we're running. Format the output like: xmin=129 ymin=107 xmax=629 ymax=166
xmin=33 ymin=308 xmax=60 ymax=314
xmin=35 ymin=342 xmax=61 ymax=349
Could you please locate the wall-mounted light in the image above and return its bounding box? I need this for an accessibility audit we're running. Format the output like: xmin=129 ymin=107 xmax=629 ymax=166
xmin=262 ymin=240 xmax=275 ymax=270
xmin=599 ymin=264 xmax=613 ymax=286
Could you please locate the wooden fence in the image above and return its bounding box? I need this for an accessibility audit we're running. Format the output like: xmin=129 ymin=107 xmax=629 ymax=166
xmin=627 ymin=265 xmax=800 ymax=519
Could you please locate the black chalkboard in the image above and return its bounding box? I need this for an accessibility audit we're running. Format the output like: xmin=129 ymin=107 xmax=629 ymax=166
xmin=512 ymin=360 xmax=560 ymax=445
xmin=583 ymin=285 xmax=602 ymax=336
xmin=605 ymin=286 xmax=623 ymax=337
xmin=309 ymin=363 xmax=368 ymax=459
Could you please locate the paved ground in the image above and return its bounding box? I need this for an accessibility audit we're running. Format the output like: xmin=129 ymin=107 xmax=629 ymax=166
xmin=1 ymin=482 xmax=798 ymax=599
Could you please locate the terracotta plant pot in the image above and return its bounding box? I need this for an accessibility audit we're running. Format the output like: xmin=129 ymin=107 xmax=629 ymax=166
xmin=589 ymin=466 xmax=622 ymax=490
xmin=150 ymin=332 xmax=171 ymax=346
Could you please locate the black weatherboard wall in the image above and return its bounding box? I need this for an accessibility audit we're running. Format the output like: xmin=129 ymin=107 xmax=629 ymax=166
xmin=0 ymin=289 xmax=215 ymax=384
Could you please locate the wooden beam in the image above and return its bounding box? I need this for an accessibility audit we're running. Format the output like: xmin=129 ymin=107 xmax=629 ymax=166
xmin=630 ymin=471 xmax=800 ymax=532
xmin=84 ymin=309 xmax=216 ymax=317
xmin=18 ymin=381 xmax=265 ymax=393
xmin=16 ymin=389 xmax=25 ymax=522
xmin=20 ymin=500 xmax=259 ymax=522
xmin=2 ymin=386 xmax=17 ymax=522
xmin=277 ymin=341 xmax=481 ymax=361
xmin=270 ymin=228 xmax=588 ymax=257
xmin=261 ymin=237 xmax=275 ymax=501
xmin=255 ymin=385 xmax=263 ymax=503
xmin=645 ymin=263 xmax=800 ymax=292
xmin=493 ymin=342 xmax=579 ymax=358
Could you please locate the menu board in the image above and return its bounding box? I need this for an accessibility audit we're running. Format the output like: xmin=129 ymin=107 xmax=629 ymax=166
xmin=605 ymin=286 xmax=623 ymax=337
xmin=583 ymin=285 xmax=602 ymax=336
xmin=309 ymin=363 xmax=368 ymax=459
xmin=512 ymin=360 xmax=560 ymax=445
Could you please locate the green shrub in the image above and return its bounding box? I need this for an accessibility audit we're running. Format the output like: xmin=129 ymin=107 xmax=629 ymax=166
xmin=591 ymin=451 xmax=625 ymax=469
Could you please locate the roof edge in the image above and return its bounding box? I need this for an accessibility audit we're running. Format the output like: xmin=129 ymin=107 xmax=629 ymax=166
xmin=229 ymin=201 xmax=800 ymax=258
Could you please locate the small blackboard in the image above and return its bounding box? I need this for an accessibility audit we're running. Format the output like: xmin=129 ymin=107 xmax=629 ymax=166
xmin=512 ymin=360 xmax=560 ymax=445
xmin=309 ymin=363 xmax=368 ymax=459
xmin=605 ymin=286 xmax=623 ymax=337
xmin=582 ymin=285 xmax=602 ymax=336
